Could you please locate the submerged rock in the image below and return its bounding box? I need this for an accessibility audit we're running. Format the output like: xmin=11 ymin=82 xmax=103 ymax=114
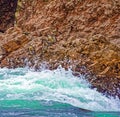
xmin=0 ymin=0 xmax=120 ymax=98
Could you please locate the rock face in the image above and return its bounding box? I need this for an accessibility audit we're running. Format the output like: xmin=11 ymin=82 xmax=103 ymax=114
xmin=0 ymin=0 xmax=120 ymax=97
xmin=0 ymin=0 xmax=18 ymax=32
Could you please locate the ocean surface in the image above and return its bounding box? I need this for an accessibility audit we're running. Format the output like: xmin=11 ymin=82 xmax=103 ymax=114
xmin=0 ymin=67 xmax=120 ymax=117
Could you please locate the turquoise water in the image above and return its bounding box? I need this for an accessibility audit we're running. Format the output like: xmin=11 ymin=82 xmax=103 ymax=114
xmin=0 ymin=67 xmax=120 ymax=117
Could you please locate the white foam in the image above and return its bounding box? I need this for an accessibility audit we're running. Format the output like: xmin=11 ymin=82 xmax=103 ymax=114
xmin=0 ymin=67 xmax=120 ymax=111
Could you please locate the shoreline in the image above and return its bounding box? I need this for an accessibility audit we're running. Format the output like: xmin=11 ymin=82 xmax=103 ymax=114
xmin=0 ymin=0 xmax=120 ymax=98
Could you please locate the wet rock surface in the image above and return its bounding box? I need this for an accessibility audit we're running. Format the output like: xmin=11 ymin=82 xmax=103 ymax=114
xmin=0 ymin=0 xmax=120 ymax=98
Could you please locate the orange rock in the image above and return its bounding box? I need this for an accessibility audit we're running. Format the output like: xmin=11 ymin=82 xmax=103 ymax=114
xmin=0 ymin=0 xmax=120 ymax=97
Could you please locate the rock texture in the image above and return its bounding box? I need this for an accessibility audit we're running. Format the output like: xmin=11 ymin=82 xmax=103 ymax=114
xmin=0 ymin=0 xmax=120 ymax=97
xmin=0 ymin=0 xmax=18 ymax=32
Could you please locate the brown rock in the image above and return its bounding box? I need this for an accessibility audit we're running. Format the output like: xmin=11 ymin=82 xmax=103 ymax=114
xmin=0 ymin=0 xmax=120 ymax=98
xmin=0 ymin=0 xmax=18 ymax=32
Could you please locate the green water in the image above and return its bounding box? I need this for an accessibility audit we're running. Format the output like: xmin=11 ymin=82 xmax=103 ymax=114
xmin=0 ymin=67 xmax=120 ymax=117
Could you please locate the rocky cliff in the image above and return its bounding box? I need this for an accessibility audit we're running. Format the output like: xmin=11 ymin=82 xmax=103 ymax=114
xmin=0 ymin=0 xmax=120 ymax=97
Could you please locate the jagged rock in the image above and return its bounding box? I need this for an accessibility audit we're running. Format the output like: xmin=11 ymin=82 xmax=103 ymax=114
xmin=0 ymin=0 xmax=120 ymax=97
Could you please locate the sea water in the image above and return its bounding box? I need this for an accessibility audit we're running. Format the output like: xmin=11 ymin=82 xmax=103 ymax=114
xmin=0 ymin=67 xmax=120 ymax=117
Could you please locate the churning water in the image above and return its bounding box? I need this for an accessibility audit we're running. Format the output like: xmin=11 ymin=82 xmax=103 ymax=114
xmin=0 ymin=67 xmax=120 ymax=117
